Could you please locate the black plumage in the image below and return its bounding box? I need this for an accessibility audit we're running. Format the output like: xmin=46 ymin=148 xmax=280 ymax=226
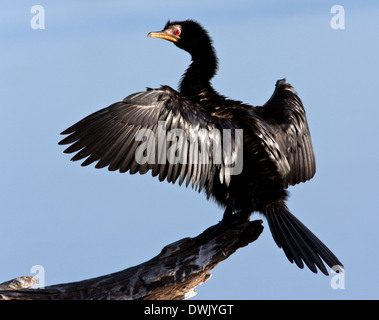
xmin=59 ymin=20 xmax=342 ymax=275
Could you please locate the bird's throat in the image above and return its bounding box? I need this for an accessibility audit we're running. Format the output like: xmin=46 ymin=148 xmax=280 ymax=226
xmin=179 ymin=49 xmax=218 ymax=102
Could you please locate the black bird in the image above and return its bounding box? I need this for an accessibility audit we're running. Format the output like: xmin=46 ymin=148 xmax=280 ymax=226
xmin=59 ymin=20 xmax=342 ymax=275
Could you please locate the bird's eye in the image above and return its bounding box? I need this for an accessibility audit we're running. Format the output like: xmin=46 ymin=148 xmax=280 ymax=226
xmin=174 ymin=29 xmax=181 ymax=36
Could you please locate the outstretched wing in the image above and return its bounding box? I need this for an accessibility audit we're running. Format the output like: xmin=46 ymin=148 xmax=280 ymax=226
xmin=59 ymin=86 xmax=240 ymax=197
xmin=255 ymin=79 xmax=316 ymax=188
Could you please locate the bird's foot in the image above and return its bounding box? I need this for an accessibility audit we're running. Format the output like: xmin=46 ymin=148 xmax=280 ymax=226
xmin=195 ymin=209 xmax=251 ymax=245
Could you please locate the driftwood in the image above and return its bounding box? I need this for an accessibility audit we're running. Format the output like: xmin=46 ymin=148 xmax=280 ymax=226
xmin=0 ymin=212 xmax=263 ymax=300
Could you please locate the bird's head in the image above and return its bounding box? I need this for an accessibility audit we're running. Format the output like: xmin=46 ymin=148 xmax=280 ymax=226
xmin=148 ymin=20 xmax=213 ymax=57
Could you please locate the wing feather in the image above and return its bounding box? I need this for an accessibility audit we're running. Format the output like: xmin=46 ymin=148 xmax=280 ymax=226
xmin=59 ymin=86 xmax=240 ymax=196
xmin=256 ymin=79 xmax=316 ymax=187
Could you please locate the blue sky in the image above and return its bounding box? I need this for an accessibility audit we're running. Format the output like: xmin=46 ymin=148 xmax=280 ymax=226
xmin=1 ymin=1 xmax=378 ymax=299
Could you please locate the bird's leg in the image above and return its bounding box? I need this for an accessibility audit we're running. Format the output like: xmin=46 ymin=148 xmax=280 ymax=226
xmin=221 ymin=206 xmax=251 ymax=227
xmin=222 ymin=205 xmax=234 ymax=223
xmin=195 ymin=207 xmax=251 ymax=245
xmin=233 ymin=210 xmax=252 ymax=221
xmin=195 ymin=205 xmax=234 ymax=244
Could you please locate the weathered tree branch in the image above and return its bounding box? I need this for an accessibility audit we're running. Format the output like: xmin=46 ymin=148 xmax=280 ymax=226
xmin=0 ymin=212 xmax=263 ymax=300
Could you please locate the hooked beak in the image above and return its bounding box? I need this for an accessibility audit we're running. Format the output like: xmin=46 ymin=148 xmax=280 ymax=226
xmin=147 ymin=30 xmax=180 ymax=43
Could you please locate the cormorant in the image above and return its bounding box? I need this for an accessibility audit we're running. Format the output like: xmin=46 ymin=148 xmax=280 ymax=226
xmin=59 ymin=20 xmax=342 ymax=275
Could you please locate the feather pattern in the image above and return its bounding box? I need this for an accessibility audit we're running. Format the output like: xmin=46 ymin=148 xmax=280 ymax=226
xmin=59 ymin=86 xmax=242 ymax=198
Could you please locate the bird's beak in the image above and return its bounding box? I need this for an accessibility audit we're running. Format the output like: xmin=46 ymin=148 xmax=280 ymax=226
xmin=147 ymin=30 xmax=180 ymax=43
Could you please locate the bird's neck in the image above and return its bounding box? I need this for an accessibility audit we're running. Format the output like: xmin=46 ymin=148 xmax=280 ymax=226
xmin=179 ymin=47 xmax=218 ymax=102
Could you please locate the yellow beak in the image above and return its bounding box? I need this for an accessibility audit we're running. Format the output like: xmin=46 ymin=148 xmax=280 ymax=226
xmin=147 ymin=31 xmax=180 ymax=43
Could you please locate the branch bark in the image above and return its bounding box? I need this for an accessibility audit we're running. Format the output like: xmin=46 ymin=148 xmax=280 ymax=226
xmin=0 ymin=212 xmax=263 ymax=300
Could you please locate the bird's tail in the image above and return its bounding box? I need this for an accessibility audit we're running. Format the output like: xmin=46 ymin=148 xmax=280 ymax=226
xmin=265 ymin=205 xmax=343 ymax=275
